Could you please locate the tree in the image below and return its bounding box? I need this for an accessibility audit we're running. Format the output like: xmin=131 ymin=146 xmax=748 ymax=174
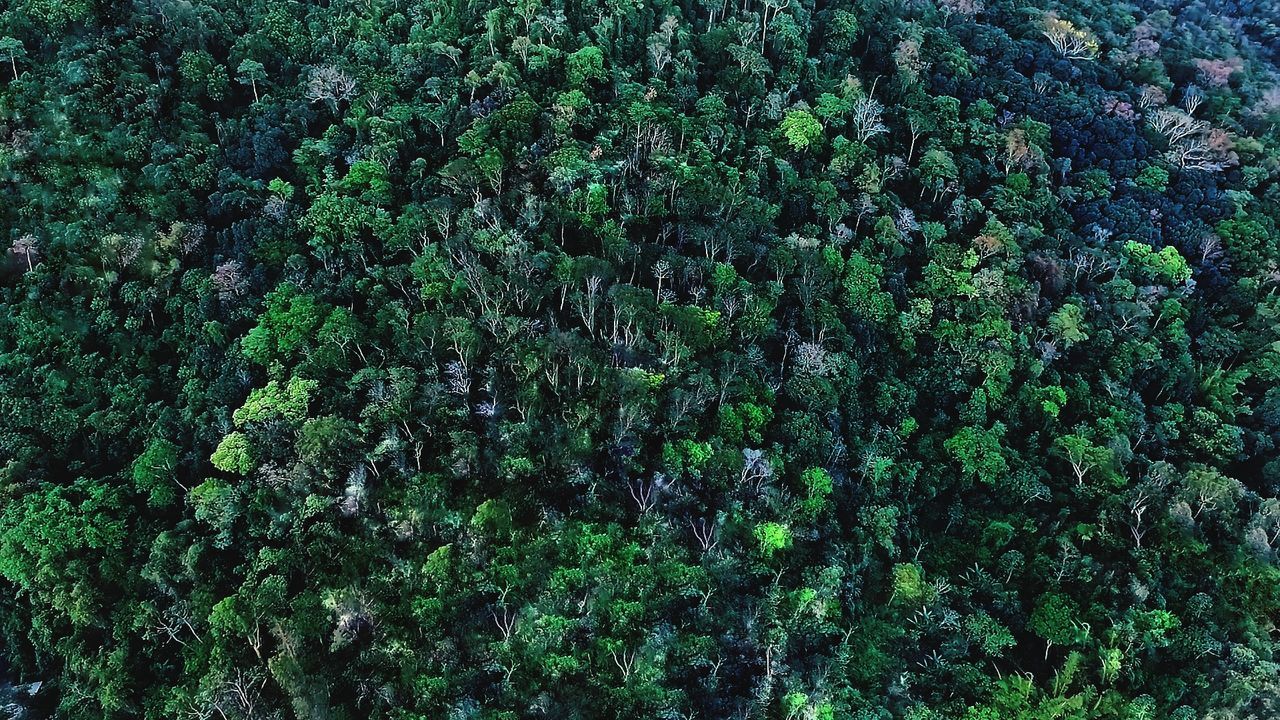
xmin=780 ymin=108 xmax=823 ymax=151
xmin=890 ymin=563 xmax=927 ymax=605
xmin=1049 ymin=303 xmax=1089 ymax=347
xmin=754 ymin=522 xmax=793 ymax=557
xmin=0 ymin=37 xmax=23 ymax=79
xmin=919 ymin=148 xmax=958 ymax=200
xmin=233 ymin=377 xmax=317 ymax=426
xmin=1030 ymin=592 xmax=1087 ymax=658
xmin=236 ymin=59 xmax=266 ymax=102
xmin=567 ymin=46 xmax=605 ymax=86
xmin=1124 ymin=241 xmax=1191 ymax=284
xmin=1042 ymin=15 xmax=1099 ymax=60
xmin=10 ymin=234 xmax=37 ymax=271
xmin=1054 ymin=434 xmax=1113 ymax=486
xmin=211 ymin=432 xmax=254 ymax=475
xmin=190 ymin=478 xmax=241 ymax=548
xmin=946 ymin=425 xmax=1008 ymax=485
xmin=850 ymin=96 xmax=889 ymax=142
xmin=297 ymin=416 xmax=360 ymax=472
xmin=240 ymin=286 xmax=327 ymax=366
xmin=132 ymin=438 xmax=182 ymax=507
xmin=305 ymin=65 xmax=356 ymax=111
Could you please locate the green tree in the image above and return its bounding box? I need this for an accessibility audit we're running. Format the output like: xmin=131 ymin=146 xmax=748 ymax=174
xmin=211 ymin=432 xmax=254 ymax=475
xmin=0 ymin=37 xmax=23 ymax=79
xmin=132 ymin=438 xmax=181 ymax=507
xmin=567 ymin=45 xmax=605 ymax=86
xmin=754 ymin=522 xmax=793 ymax=557
xmin=781 ymin=109 xmax=823 ymax=151
xmin=1049 ymin=303 xmax=1089 ymax=347
xmin=236 ymin=59 xmax=266 ymax=102
xmin=1030 ymin=592 xmax=1088 ymax=658
xmin=1055 ymin=434 xmax=1114 ymax=486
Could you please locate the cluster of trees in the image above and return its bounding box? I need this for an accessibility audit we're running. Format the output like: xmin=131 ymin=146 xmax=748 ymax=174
xmin=1 ymin=0 xmax=1279 ymax=717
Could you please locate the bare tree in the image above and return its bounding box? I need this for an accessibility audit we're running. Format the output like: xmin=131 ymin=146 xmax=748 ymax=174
xmin=653 ymin=258 xmax=672 ymax=301
xmin=1043 ymin=14 xmax=1099 ymax=60
xmin=1137 ymin=85 xmax=1166 ymax=109
xmin=1181 ymin=85 xmax=1204 ymax=115
xmin=575 ymin=276 xmax=604 ymax=335
xmin=212 ymin=260 xmax=246 ymax=300
xmin=216 ymin=669 xmax=266 ymax=720
xmin=104 ymin=233 xmax=145 ymax=269
xmin=1148 ymin=108 xmax=1204 ymax=144
xmin=611 ymin=646 xmax=638 ymax=679
xmin=444 ymin=360 xmax=471 ymax=395
xmin=937 ymin=0 xmax=983 ymax=20
xmin=1149 ymin=108 xmax=1235 ymax=171
xmin=793 ymin=342 xmax=830 ymax=376
xmin=146 ymin=600 xmax=203 ymax=647
xmin=1127 ymin=487 xmax=1152 ymax=547
xmin=1165 ymin=134 xmax=1231 ymax=172
xmin=492 ymin=606 xmax=517 ymax=643
xmin=690 ymin=517 xmax=719 ymax=552
xmin=850 ymin=96 xmax=889 ymax=142
xmin=740 ymin=448 xmax=774 ymax=492
xmin=760 ymin=0 xmax=792 ymax=51
xmin=1198 ymin=234 xmax=1224 ymax=264
xmin=305 ymin=65 xmax=356 ymax=111
xmin=628 ymin=474 xmax=669 ymax=513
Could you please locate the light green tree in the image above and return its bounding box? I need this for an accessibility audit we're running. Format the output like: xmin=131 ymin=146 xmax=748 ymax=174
xmin=781 ymin=109 xmax=823 ymax=151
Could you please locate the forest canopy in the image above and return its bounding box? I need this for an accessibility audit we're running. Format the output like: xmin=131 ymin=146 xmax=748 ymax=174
xmin=2 ymin=0 xmax=1280 ymax=718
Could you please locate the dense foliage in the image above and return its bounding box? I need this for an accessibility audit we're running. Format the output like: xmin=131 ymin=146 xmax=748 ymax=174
xmin=2 ymin=0 xmax=1280 ymax=717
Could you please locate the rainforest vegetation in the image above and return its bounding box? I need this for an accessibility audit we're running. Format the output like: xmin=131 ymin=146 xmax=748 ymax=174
xmin=2 ymin=0 xmax=1280 ymax=717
